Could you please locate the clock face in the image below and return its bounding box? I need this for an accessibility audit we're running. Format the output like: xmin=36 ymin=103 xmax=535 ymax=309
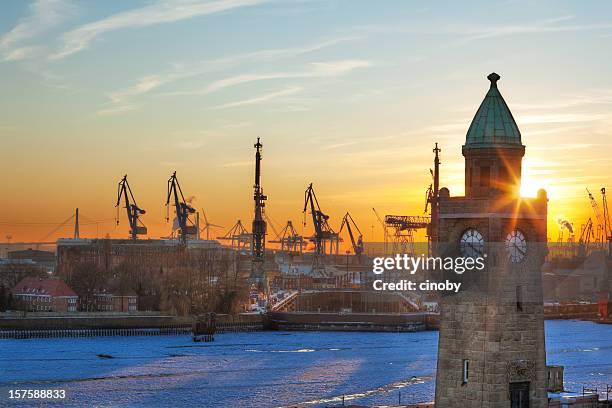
xmin=460 ymin=229 xmax=485 ymax=258
xmin=505 ymin=230 xmax=527 ymax=263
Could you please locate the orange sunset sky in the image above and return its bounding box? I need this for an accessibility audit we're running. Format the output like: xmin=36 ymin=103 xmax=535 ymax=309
xmin=0 ymin=1 xmax=610 ymax=244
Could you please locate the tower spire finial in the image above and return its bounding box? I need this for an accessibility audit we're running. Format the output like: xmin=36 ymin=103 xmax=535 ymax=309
xmin=487 ymin=72 xmax=500 ymax=88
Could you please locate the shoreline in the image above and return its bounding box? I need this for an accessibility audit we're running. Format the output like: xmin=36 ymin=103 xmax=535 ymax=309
xmin=0 ymin=309 xmax=607 ymax=338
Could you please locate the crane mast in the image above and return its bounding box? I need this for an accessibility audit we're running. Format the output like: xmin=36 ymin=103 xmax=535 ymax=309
xmin=116 ymin=175 xmax=147 ymax=240
xmin=166 ymin=171 xmax=196 ymax=244
xmin=602 ymin=187 xmax=611 ymax=255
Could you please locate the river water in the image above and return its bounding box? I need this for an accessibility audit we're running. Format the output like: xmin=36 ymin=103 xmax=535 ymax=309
xmin=1 ymin=320 xmax=611 ymax=407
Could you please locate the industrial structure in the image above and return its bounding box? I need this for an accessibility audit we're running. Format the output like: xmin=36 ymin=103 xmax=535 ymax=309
xmin=251 ymin=137 xmax=267 ymax=284
xmin=338 ymin=212 xmax=364 ymax=257
xmin=115 ymin=175 xmax=147 ymax=240
xmin=217 ymin=220 xmax=251 ymax=249
xmin=165 ymin=172 xmax=198 ymax=244
xmin=269 ymin=220 xmax=303 ymax=253
xmin=303 ymin=183 xmax=340 ymax=276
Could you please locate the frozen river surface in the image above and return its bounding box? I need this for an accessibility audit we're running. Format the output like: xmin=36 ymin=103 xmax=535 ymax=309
xmin=1 ymin=320 xmax=611 ymax=407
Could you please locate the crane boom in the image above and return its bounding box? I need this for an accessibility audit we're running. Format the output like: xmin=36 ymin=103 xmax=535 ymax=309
xmin=372 ymin=208 xmax=385 ymax=229
xmin=116 ymin=175 xmax=147 ymax=240
xmin=587 ymin=188 xmax=605 ymax=237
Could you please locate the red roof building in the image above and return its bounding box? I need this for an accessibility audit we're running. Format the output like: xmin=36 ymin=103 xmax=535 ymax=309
xmin=11 ymin=277 xmax=78 ymax=312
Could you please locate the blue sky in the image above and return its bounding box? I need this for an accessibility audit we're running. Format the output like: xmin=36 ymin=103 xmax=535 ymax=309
xmin=1 ymin=0 xmax=611 ymax=241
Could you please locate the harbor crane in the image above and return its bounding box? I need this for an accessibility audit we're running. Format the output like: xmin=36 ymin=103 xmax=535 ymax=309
xmin=339 ymin=212 xmax=364 ymax=257
xmin=116 ymin=175 xmax=147 ymax=240
xmin=269 ymin=220 xmax=303 ymax=253
xmin=166 ymin=171 xmax=197 ymax=243
xmin=217 ymin=220 xmax=251 ymax=249
xmin=303 ymin=183 xmax=339 ymax=256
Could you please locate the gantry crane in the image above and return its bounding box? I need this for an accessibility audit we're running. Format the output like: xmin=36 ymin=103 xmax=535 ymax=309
xmin=269 ymin=220 xmax=303 ymax=253
xmin=166 ymin=171 xmax=197 ymax=243
xmin=116 ymin=175 xmax=147 ymax=240
xmin=385 ymin=215 xmax=430 ymax=255
xmin=339 ymin=212 xmax=364 ymax=257
xmin=217 ymin=220 xmax=251 ymax=249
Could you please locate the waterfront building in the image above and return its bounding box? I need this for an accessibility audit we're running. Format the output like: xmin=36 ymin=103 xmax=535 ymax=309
xmin=11 ymin=276 xmax=78 ymax=312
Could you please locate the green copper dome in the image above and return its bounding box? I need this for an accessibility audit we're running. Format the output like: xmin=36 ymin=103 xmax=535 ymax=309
xmin=464 ymin=73 xmax=523 ymax=148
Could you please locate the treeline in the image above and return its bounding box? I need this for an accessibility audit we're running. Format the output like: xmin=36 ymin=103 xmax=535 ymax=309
xmin=66 ymin=248 xmax=247 ymax=316
xmin=0 ymin=285 xmax=15 ymax=312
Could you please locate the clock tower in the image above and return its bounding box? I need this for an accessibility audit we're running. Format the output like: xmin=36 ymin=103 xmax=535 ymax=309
xmin=434 ymin=73 xmax=548 ymax=407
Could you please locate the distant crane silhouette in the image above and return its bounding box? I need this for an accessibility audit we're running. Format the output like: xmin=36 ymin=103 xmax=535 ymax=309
xmin=116 ymin=175 xmax=147 ymax=240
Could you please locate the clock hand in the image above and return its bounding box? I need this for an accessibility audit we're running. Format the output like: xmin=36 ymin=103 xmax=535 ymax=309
xmin=467 ymin=242 xmax=483 ymax=256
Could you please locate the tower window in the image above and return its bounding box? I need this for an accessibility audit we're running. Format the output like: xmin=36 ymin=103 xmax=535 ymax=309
xmin=480 ymin=166 xmax=490 ymax=187
xmin=462 ymin=359 xmax=469 ymax=384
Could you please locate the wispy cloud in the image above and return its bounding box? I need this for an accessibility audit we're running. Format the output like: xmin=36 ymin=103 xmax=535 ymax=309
xmin=213 ymin=86 xmax=303 ymax=109
xmin=322 ymin=141 xmax=358 ymax=150
xmin=221 ymin=160 xmax=252 ymax=167
xmin=457 ymin=15 xmax=612 ymax=42
xmin=51 ymin=0 xmax=266 ymax=60
xmin=0 ymin=0 xmax=74 ymax=61
xmin=521 ymin=113 xmax=604 ymax=125
xmin=176 ymin=140 xmax=207 ymax=150
xmin=513 ymin=90 xmax=612 ymax=110
xmin=99 ymin=37 xmax=358 ymax=114
xmin=97 ymin=103 xmax=138 ymax=116
xmin=529 ymin=143 xmax=598 ymax=151
xmin=198 ymin=59 xmax=372 ymax=95
xmin=358 ymin=15 xmax=612 ymax=44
